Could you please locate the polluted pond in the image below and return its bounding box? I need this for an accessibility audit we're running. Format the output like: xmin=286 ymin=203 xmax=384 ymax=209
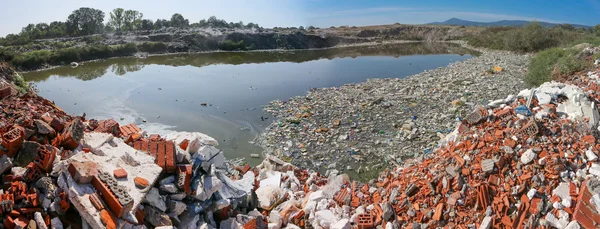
xmin=3 ymin=56 xmax=600 ymax=228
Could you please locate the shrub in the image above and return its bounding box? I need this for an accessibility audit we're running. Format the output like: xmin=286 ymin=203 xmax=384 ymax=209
xmin=218 ymin=39 xmax=247 ymax=51
xmin=137 ymin=42 xmax=168 ymax=53
xmin=9 ymin=43 xmax=140 ymax=70
xmin=525 ymin=48 xmax=590 ymax=86
xmin=0 ymin=48 xmax=17 ymax=62
xmin=466 ymin=22 xmax=594 ymax=52
xmin=11 ymin=50 xmax=53 ymax=70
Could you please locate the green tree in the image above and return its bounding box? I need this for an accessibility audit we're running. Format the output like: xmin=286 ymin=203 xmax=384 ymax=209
xmin=48 ymin=21 xmax=67 ymax=37
xmin=140 ymin=19 xmax=154 ymax=30
xmin=154 ymin=19 xmax=170 ymax=29
xmin=198 ymin=19 xmax=208 ymax=27
xmin=170 ymin=13 xmax=189 ymax=28
xmin=109 ymin=8 xmax=125 ymax=31
xmin=556 ymin=24 xmax=575 ymax=31
xmin=123 ymin=10 xmax=143 ymax=31
xmin=593 ymin=24 xmax=600 ymax=36
xmin=246 ymin=22 xmax=259 ymax=29
xmin=66 ymin=7 xmax=105 ymax=36
xmin=104 ymin=23 xmax=116 ymax=33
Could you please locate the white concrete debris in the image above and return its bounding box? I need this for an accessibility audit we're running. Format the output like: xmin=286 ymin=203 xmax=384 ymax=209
xmin=256 ymin=185 xmax=285 ymax=209
xmin=58 ymin=133 xmax=162 ymax=229
xmin=314 ymin=210 xmax=338 ymax=229
xmin=144 ymin=188 xmax=168 ymax=212
xmin=259 ymin=171 xmax=282 ymax=187
xmin=478 ymin=216 xmax=492 ymax=229
xmin=269 ymin=210 xmax=283 ymax=229
xmin=553 ymin=182 xmax=571 ymax=200
xmin=564 ymin=221 xmax=581 ymax=229
xmin=169 ymin=200 xmax=187 ymax=216
xmin=0 ymin=154 xmax=12 ymax=174
xmin=82 ymin=132 xmax=114 ymax=151
xmin=166 ymin=131 xmax=219 ymax=153
xmin=197 ymin=145 xmax=225 ymax=168
xmin=195 ymin=171 xmax=223 ymax=201
xmin=587 ymin=149 xmax=599 ymax=161
xmin=220 ymin=218 xmax=243 ymax=229
xmin=521 ymin=149 xmax=536 ymax=164
xmin=519 ymin=81 xmax=599 ymax=123
xmin=51 ymin=217 xmax=64 ymax=229
xmin=527 ymin=188 xmax=537 ymax=200
xmin=35 ymin=212 xmax=48 ymax=229
xmin=331 ymin=218 xmax=351 ymax=229
xmin=590 ymin=163 xmax=600 ymax=177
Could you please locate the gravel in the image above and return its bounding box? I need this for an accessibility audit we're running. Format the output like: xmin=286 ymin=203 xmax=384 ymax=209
xmin=256 ymin=48 xmax=531 ymax=180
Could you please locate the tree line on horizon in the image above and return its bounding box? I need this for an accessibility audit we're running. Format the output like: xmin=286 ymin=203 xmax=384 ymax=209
xmin=0 ymin=7 xmax=262 ymax=46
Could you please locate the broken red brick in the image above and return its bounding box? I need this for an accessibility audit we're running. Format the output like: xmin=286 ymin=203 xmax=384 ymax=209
xmin=573 ymin=179 xmax=600 ymax=229
xmin=91 ymin=176 xmax=128 ymax=218
xmin=34 ymin=145 xmax=57 ymax=173
xmin=134 ymin=177 xmax=149 ymax=189
xmin=89 ymin=193 xmax=104 ymax=210
xmin=177 ymin=165 xmax=192 ymax=195
xmin=0 ymin=86 xmax=12 ymax=99
xmin=113 ymin=168 xmax=127 ymax=179
xmin=67 ymin=161 xmax=97 ymax=184
xmin=134 ymin=206 xmax=145 ymax=225
xmin=119 ymin=123 xmax=141 ymax=137
xmin=149 ymin=134 xmax=161 ymax=141
xmin=99 ymin=209 xmax=117 ymax=229
xmin=1 ymin=126 xmax=24 ymax=157
xmin=179 ymin=139 xmax=190 ymax=150
xmin=165 ymin=141 xmax=176 ymax=172
xmin=94 ymin=119 xmax=120 ymax=136
xmin=23 ymin=162 xmax=42 ymax=182
xmin=157 ymin=141 xmax=166 ymax=168
xmin=357 ymin=213 xmax=374 ymax=229
xmin=432 ymin=203 xmax=445 ymax=221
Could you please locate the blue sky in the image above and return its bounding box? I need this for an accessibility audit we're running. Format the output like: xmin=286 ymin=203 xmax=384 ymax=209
xmin=1 ymin=0 xmax=599 ymax=36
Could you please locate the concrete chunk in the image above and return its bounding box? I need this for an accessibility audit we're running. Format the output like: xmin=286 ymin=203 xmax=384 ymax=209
xmin=521 ymin=149 xmax=536 ymax=164
xmin=481 ymin=159 xmax=495 ymax=172
xmin=144 ymin=188 xmax=167 ymax=212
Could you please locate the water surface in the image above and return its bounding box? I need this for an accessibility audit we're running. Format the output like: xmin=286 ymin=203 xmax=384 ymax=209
xmin=24 ymin=43 xmax=476 ymax=165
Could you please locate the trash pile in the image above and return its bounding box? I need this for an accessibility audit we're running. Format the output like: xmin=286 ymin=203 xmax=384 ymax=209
xmin=257 ymin=51 xmax=530 ymax=178
xmin=246 ymin=68 xmax=600 ymax=229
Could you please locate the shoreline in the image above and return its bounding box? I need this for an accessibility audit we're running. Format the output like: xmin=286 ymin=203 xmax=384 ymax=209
xmin=18 ymin=40 xmax=474 ymax=74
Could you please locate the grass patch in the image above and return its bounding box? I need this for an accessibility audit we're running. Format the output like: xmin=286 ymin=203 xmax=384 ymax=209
xmin=12 ymin=73 xmax=27 ymax=93
xmin=525 ymin=47 xmax=591 ymax=86
xmin=218 ymin=39 xmax=251 ymax=51
xmin=137 ymin=42 xmax=168 ymax=53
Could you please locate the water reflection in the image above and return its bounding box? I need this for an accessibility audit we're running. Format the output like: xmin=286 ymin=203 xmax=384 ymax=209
xmin=27 ymin=43 xmax=477 ymax=81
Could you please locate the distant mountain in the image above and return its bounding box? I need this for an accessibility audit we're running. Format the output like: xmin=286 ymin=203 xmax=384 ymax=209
xmin=428 ymin=18 xmax=591 ymax=29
